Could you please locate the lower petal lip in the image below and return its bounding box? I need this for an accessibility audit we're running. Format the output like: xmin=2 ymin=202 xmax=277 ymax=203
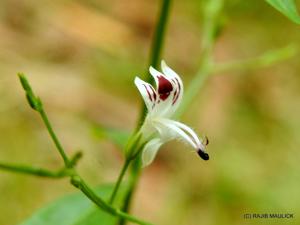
xmin=197 ymin=149 xmax=209 ymax=160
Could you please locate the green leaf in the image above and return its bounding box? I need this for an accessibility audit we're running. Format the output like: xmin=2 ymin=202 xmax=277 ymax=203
xmin=19 ymin=184 xmax=122 ymax=225
xmin=265 ymin=0 xmax=300 ymax=24
xmin=92 ymin=125 xmax=131 ymax=149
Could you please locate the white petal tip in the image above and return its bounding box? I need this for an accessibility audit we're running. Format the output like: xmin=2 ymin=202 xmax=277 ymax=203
xmin=141 ymin=138 xmax=163 ymax=167
xmin=142 ymin=150 xmax=155 ymax=167
xmin=134 ymin=76 xmax=142 ymax=84
xmin=141 ymin=161 xmax=150 ymax=168
xmin=149 ymin=66 xmax=156 ymax=74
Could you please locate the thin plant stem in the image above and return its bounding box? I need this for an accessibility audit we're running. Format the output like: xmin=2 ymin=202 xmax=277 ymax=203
xmin=118 ymin=1 xmax=173 ymax=223
xmin=0 ymin=162 xmax=71 ymax=178
xmin=119 ymin=156 xmax=142 ymax=225
xmin=0 ymin=151 xmax=82 ymax=178
xmin=213 ymin=44 xmax=298 ymax=74
xmin=137 ymin=0 xmax=172 ymax=127
xmin=16 ymin=75 xmax=153 ymax=225
xmin=39 ymin=109 xmax=70 ymax=167
xmin=109 ymin=159 xmax=131 ymax=204
xmin=175 ymin=0 xmax=223 ymax=118
xmin=70 ymin=175 xmax=153 ymax=225
xmin=149 ymin=0 xmax=172 ymax=70
xmin=114 ymin=1 xmax=173 ymax=224
xmin=176 ymin=2 xmax=297 ymax=118
xmin=107 ymin=131 xmax=144 ymax=205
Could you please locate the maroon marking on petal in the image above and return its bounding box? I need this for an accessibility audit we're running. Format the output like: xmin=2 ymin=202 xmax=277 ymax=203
xmin=172 ymin=91 xmax=178 ymax=105
xmin=172 ymin=88 xmax=177 ymax=101
xmin=172 ymin=93 xmax=179 ymax=105
xmin=171 ymin=78 xmax=180 ymax=105
xmin=175 ymin=78 xmax=181 ymax=93
xmin=173 ymin=89 xmax=177 ymax=100
xmin=158 ymin=75 xmax=173 ymax=101
xmin=149 ymin=85 xmax=157 ymax=101
xmin=143 ymin=84 xmax=153 ymax=102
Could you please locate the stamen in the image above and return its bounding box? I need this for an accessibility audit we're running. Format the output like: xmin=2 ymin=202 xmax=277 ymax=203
xmin=204 ymin=136 xmax=209 ymax=146
xmin=197 ymin=149 xmax=209 ymax=160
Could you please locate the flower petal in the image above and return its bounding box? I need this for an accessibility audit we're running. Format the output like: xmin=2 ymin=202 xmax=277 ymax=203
xmin=149 ymin=66 xmax=174 ymax=101
xmin=161 ymin=60 xmax=183 ymax=111
xmin=153 ymin=118 xmax=197 ymax=149
xmin=142 ymin=138 xmax=164 ymax=167
xmin=160 ymin=118 xmax=204 ymax=149
xmin=149 ymin=66 xmax=161 ymax=88
xmin=149 ymin=63 xmax=182 ymax=117
xmin=134 ymin=77 xmax=157 ymax=112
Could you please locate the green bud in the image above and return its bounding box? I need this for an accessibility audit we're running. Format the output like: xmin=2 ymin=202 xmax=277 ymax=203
xmin=18 ymin=73 xmax=32 ymax=93
xmin=69 ymin=151 xmax=83 ymax=168
xmin=18 ymin=73 xmax=43 ymax=111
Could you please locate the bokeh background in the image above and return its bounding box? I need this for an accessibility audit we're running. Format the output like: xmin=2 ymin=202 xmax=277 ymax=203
xmin=0 ymin=0 xmax=300 ymax=225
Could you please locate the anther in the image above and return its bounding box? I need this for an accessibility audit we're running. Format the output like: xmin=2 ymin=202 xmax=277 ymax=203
xmin=197 ymin=149 xmax=209 ymax=160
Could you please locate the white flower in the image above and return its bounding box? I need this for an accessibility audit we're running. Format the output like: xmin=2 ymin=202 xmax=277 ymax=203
xmin=135 ymin=60 xmax=209 ymax=166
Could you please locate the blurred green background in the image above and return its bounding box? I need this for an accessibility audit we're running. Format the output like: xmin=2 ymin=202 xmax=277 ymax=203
xmin=1 ymin=0 xmax=300 ymax=225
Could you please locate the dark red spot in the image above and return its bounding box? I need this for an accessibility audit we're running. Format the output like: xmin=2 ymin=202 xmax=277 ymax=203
xmin=158 ymin=75 xmax=173 ymax=101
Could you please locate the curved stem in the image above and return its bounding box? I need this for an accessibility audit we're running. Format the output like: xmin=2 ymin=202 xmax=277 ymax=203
xmin=18 ymin=74 xmax=70 ymax=167
xmin=71 ymin=175 xmax=153 ymax=225
xmin=109 ymin=159 xmax=131 ymax=204
xmin=16 ymin=75 xmax=153 ymax=225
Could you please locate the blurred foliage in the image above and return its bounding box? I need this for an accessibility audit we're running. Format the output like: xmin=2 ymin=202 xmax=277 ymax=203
xmin=265 ymin=0 xmax=300 ymax=24
xmin=20 ymin=184 xmax=123 ymax=225
xmin=0 ymin=0 xmax=300 ymax=225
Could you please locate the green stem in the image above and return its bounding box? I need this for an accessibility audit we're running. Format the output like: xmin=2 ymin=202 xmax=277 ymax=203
xmin=137 ymin=0 xmax=172 ymax=127
xmin=119 ymin=157 xmax=142 ymax=225
xmin=108 ymin=131 xmax=144 ymax=205
xmin=109 ymin=159 xmax=131 ymax=204
xmin=213 ymin=44 xmax=298 ymax=74
xmin=71 ymin=175 xmax=153 ymax=225
xmin=149 ymin=0 xmax=172 ymax=70
xmin=39 ymin=109 xmax=70 ymax=167
xmin=119 ymin=1 xmax=173 ymax=223
xmin=16 ymin=75 xmax=153 ymax=225
xmin=0 ymin=162 xmax=70 ymax=178
xmin=175 ymin=0 xmax=223 ymax=118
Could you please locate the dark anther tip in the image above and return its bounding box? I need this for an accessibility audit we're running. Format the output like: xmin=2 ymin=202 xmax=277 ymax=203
xmin=197 ymin=149 xmax=209 ymax=161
